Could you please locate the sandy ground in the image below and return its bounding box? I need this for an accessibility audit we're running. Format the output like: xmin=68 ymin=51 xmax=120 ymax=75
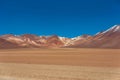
xmin=0 ymin=63 xmax=120 ymax=80
xmin=0 ymin=48 xmax=120 ymax=80
xmin=0 ymin=48 xmax=120 ymax=67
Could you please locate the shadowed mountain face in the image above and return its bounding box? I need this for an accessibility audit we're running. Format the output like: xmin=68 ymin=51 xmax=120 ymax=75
xmin=0 ymin=25 xmax=120 ymax=48
xmin=0 ymin=38 xmax=20 ymax=49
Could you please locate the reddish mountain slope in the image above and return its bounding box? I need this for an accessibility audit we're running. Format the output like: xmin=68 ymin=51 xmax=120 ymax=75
xmin=0 ymin=25 xmax=120 ymax=48
xmin=0 ymin=38 xmax=20 ymax=48
xmin=0 ymin=34 xmax=65 ymax=48
xmin=68 ymin=25 xmax=120 ymax=48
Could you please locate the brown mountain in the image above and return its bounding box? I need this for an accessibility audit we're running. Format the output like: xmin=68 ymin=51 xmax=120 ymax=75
xmin=0 ymin=34 xmax=65 ymax=48
xmin=0 ymin=38 xmax=20 ymax=49
xmin=46 ymin=35 xmax=64 ymax=47
xmin=0 ymin=25 xmax=120 ymax=49
xmin=67 ymin=25 xmax=120 ymax=48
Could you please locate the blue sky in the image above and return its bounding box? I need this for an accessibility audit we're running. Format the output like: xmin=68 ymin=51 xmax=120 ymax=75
xmin=0 ymin=0 xmax=120 ymax=37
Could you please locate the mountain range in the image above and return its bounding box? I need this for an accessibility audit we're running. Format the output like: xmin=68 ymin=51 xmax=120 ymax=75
xmin=0 ymin=25 xmax=120 ymax=49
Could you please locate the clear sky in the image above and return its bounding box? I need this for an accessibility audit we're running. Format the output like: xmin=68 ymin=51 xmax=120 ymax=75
xmin=0 ymin=0 xmax=120 ymax=37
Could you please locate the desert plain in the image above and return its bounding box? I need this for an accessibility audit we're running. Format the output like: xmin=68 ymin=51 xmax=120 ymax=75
xmin=0 ymin=48 xmax=120 ymax=80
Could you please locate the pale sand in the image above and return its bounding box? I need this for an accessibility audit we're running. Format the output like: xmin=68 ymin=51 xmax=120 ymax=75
xmin=0 ymin=63 xmax=120 ymax=80
xmin=0 ymin=48 xmax=120 ymax=80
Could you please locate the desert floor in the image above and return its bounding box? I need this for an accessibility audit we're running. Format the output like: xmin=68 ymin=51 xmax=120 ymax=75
xmin=0 ymin=48 xmax=120 ymax=80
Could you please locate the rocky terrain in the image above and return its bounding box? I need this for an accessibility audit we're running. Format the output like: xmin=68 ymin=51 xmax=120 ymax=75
xmin=0 ymin=25 xmax=120 ymax=48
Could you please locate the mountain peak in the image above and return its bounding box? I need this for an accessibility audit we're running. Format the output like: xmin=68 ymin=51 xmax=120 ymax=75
xmin=0 ymin=25 xmax=120 ymax=48
xmin=21 ymin=34 xmax=39 ymax=39
xmin=103 ymin=25 xmax=120 ymax=33
xmin=112 ymin=25 xmax=120 ymax=31
xmin=110 ymin=25 xmax=120 ymax=31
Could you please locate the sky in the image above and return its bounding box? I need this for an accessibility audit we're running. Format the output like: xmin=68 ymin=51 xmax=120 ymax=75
xmin=0 ymin=0 xmax=120 ymax=38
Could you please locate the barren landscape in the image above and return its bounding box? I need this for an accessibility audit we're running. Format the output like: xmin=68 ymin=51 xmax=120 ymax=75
xmin=0 ymin=48 xmax=120 ymax=80
xmin=1 ymin=0 xmax=120 ymax=79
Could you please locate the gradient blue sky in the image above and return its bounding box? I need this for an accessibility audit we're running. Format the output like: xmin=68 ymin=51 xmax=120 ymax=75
xmin=0 ymin=0 xmax=120 ymax=37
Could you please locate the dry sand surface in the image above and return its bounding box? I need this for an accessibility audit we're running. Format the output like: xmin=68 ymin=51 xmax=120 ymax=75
xmin=0 ymin=48 xmax=120 ymax=80
xmin=0 ymin=63 xmax=120 ymax=80
xmin=0 ymin=48 xmax=120 ymax=67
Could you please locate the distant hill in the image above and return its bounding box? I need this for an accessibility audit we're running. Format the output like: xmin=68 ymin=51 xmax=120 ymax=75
xmin=0 ymin=25 xmax=120 ymax=49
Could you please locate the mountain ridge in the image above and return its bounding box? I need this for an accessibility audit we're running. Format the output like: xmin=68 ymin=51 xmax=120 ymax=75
xmin=0 ymin=25 xmax=120 ymax=49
